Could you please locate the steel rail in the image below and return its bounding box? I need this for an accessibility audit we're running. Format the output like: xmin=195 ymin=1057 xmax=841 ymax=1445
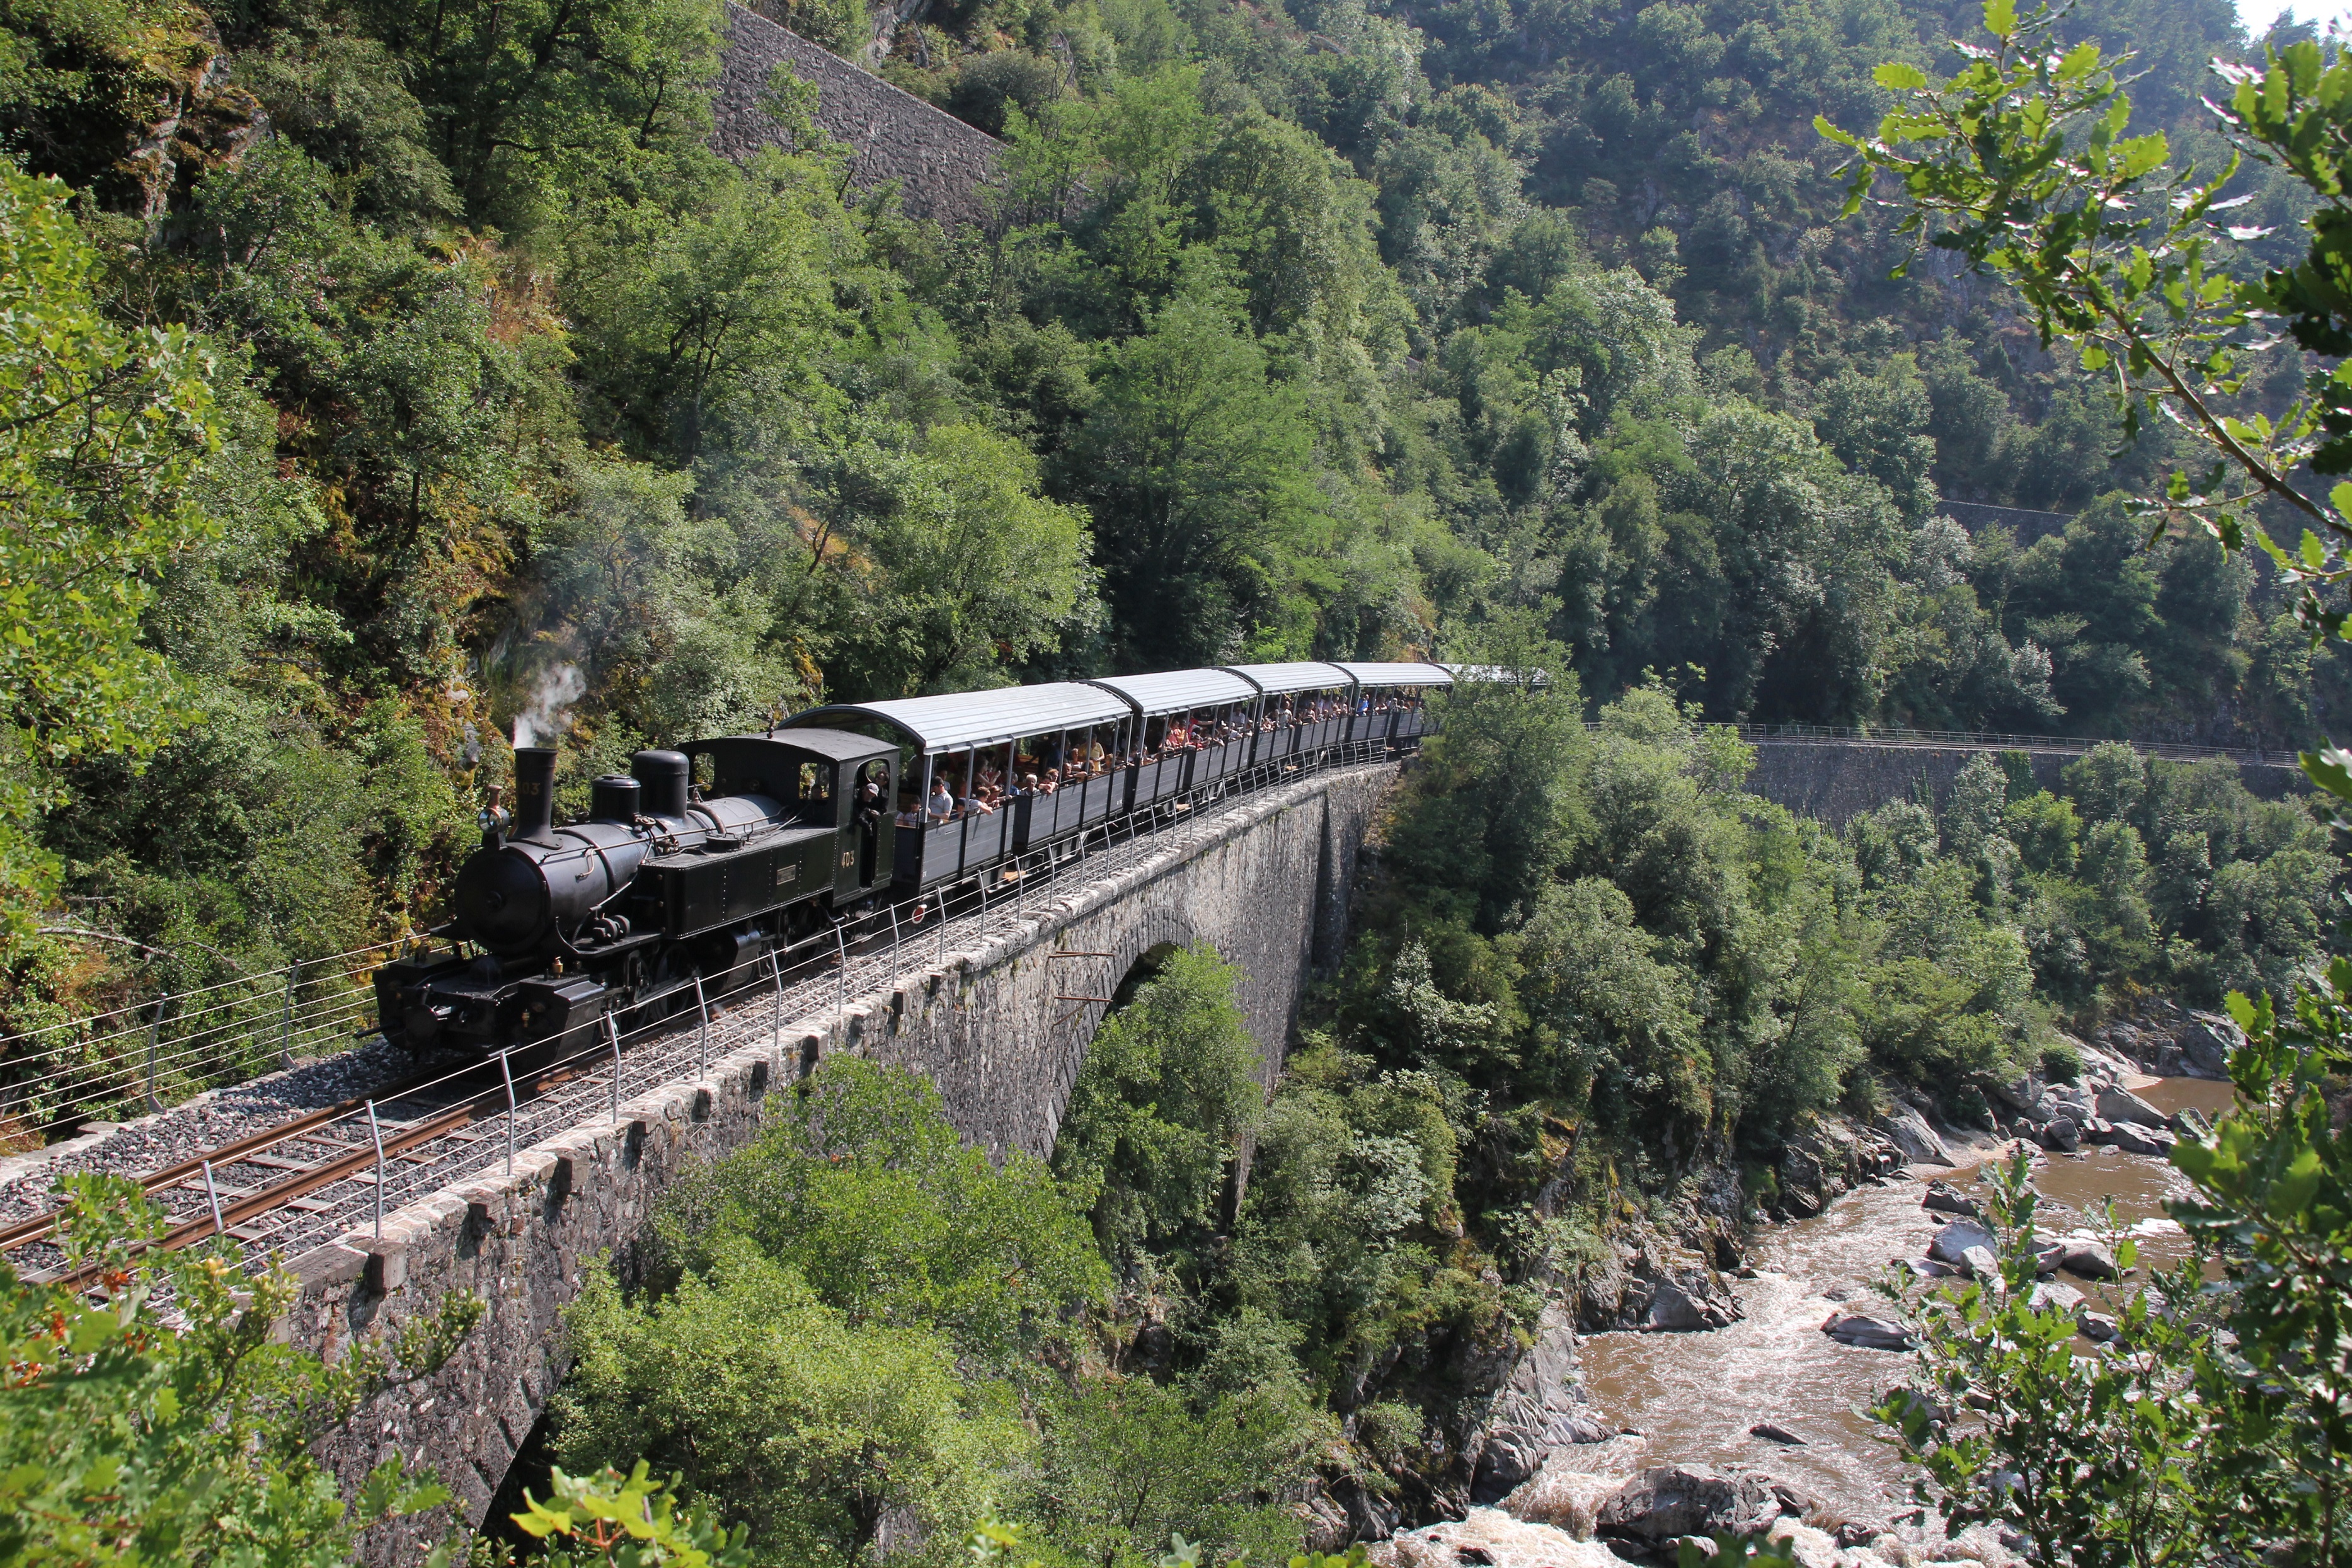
xmin=0 ymin=1064 xmax=457 ymax=1253
xmin=38 ymin=1093 xmax=492 ymax=1290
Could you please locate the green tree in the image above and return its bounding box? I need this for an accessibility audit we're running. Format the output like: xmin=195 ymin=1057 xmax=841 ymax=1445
xmin=506 ymin=1462 xmax=750 ymax=1567
xmin=556 ymin=1242 xmax=1012 ymax=1568
xmin=0 ymin=1175 xmax=480 ymax=1566
xmin=649 ymin=1058 xmax=1109 ymax=1371
xmin=1053 ymin=945 xmax=1268 ymax=1259
xmin=0 ymin=171 xmax=220 ymax=915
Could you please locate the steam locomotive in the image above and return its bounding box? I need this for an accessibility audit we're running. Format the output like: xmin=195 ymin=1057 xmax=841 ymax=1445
xmin=373 ymin=661 xmax=1452 ymax=1056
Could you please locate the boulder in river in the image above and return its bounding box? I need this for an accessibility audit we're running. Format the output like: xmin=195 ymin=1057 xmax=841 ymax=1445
xmin=1959 ymin=1244 xmax=2003 ymax=1283
xmin=1928 ymin=1218 xmax=1997 ymax=1264
xmin=1921 ymin=1179 xmax=1981 ymax=1218
xmin=2060 ymin=1240 xmax=2121 ymax=1279
xmin=1873 ymin=1106 xmax=1954 ymax=1166
xmin=2042 ymin=1116 xmax=2082 ymax=1152
xmin=2095 ymin=1086 xmax=2167 ymax=1127
xmin=2026 ymin=1280 xmax=2084 ymax=1313
xmin=2109 ymin=1122 xmax=2176 ymax=1157
xmin=1595 ymin=1465 xmax=1781 ymax=1544
xmin=1823 ymin=1309 xmax=1917 ymax=1350
xmin=2170 ymin=1106 xmax=2212 ymax=1139
xmin=2079 ymin=1310 xmax=2121 ymax=1342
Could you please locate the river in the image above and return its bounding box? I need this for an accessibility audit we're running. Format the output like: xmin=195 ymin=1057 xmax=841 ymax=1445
xmin=1570 ymin=1077 xmax=2240 ymax=1523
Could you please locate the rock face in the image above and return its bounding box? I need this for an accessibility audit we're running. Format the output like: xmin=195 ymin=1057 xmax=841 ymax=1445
xmin=1823 ymin=1309 xmax=1917 ymax=1350
xmin=1575 ymin=1233 xmax=1743 ymax=1333
xmin=1595 ymin=1465 xmax=1781 ymax=1544
xmin=1469 ymin=1303 xmax=1603 ymax=1504
xmin=2043 ymin=1115 xmax=2082 ymax=1152
xmin=1873 ymin=1105 xmax=1954 ymax=1166
xmin=2088 ymin=1000 xmax=2242 ymax=1079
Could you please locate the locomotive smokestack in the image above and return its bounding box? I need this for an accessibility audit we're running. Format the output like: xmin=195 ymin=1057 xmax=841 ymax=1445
xmin=633 ymin=750 xmax=691 ymax=819
xmin=512 ymin=747 xmax=558 ymax=842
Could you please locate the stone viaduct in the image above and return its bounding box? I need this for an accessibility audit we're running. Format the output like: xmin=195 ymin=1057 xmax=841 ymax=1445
xmin=295 ymin=764 xmax=1397 ymax=1557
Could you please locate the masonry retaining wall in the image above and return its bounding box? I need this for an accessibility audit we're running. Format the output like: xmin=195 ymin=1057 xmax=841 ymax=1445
xmin=295 ymin=764 xmax=1398 ymax=1559
xmin=712 ymin=3 xmax=1002 ymax=227
xmin=1743 ymin=739 xmax=2305 ymax=827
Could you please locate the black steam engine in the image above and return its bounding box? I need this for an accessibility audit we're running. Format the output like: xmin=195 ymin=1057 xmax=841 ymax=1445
xmin=374 ymin=729 xmax=896 ymax=1056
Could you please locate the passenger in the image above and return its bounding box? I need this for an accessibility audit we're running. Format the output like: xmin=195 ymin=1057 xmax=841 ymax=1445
xmin=1086 ymin=735 xmax=1106 ymax=771
xmin=1043 ymin=767 xmax=1062 ymax=794
xmin=978 ymin=758 xmax=1004 ymax=795
xmin=962 ymin=786 xmax=995 ymax=815
xmin=895 ymin=794 xmax=922 ymax=828
xmin=1020 ymin=772 xmax=1041 ymax=796
xmin=926 ymin=777 xmax=955 ymax=821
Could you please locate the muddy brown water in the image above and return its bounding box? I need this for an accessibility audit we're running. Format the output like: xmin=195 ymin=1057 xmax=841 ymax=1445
xmin=1572 ymin=1078 xmax=2242 ymax=1523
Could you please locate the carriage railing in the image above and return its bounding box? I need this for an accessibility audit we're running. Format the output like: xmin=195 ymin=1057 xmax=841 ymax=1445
xmin=0 ymin=732 xmax=1406 ymax=1155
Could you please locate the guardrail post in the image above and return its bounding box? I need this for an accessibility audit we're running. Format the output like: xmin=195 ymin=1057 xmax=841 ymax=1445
xmin=144 ymin=995 xmax=169 ymax=1112
xmin=498 ymin=1048 xmax=516 ymax=1174
xmin=692 ymin=974 xmax=709 ymax=1078
xmin=365 ymin=1101 xmax=384 ymax=1241
xmin=888 ymin=902 xmax=902 ymax=983
xmin=606 ymin=1014 xmax=623 ymax=1123
xmin=767 ymin=948 xmax=785 ymax=1060
xmin=834 ymin=924 xmax=848 ymax=1016
xmin=278 ymin=964 xmax=295 ymax=1068
xmin=201 ymin=1160 xmax=224 ymax=1237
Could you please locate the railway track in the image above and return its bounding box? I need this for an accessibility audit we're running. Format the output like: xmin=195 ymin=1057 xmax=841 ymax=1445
xmin=3 ymin=753 xmax=1394 ymax=1286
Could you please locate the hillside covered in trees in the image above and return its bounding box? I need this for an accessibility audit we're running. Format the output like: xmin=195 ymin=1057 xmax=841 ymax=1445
xmin=0 ymin=0 xmax=2336 ymax=1023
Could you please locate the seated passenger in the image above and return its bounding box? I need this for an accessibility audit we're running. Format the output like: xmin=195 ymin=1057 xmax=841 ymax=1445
xmin=962 ymin=788 xmax=995 ymax=815
xmin=895 ymin=794 xmax=922 ymax=828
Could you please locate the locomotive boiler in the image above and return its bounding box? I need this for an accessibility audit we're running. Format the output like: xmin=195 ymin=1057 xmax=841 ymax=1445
xmin=375 ymin=729 xmax=897 ymax=1056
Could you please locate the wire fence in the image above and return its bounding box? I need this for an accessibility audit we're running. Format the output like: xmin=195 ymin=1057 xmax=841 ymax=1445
xmin=0 ymin=735 xmax=1401 ymax=1160
xmin=0 ymin=939 xmax=415 ymax=1150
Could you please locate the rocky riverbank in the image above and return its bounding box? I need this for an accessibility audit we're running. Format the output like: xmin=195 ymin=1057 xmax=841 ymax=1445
xmin=1357 ymin=1007 xmax=2240 ymax=1567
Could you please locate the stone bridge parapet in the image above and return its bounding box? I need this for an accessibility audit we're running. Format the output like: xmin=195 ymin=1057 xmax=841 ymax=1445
xmin=294 ymin=763 xmax=1399 ymax=1558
